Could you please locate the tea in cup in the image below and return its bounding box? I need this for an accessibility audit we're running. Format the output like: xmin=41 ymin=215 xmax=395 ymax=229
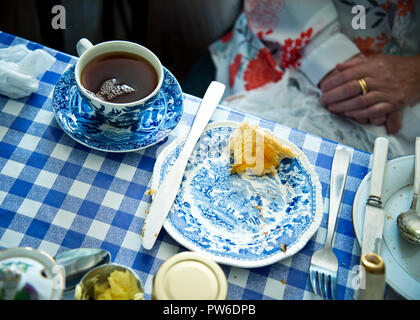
xmin=74 ymin=38 xmax=163 ymax=127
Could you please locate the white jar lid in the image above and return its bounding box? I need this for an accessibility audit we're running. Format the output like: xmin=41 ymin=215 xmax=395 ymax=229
xmin=153 ymin=251 xmax=228 ymax=300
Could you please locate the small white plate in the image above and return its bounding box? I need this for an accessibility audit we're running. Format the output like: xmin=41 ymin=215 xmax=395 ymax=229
xmin=353 ymin=155 xmax=420 ymax=299
xmin=151 ymin=121 xmax=323 ymax=268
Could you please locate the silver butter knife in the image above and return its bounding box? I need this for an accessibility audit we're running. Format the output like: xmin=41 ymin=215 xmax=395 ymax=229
xmin=361 ymin=137 xmax=389 ymax=256
xmin=142 ymin=81 xmax=225 ymax=250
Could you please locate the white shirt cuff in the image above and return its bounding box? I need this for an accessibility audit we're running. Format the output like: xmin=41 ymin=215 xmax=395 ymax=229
xmin=300 ymin=33 xmax=360 ymax=85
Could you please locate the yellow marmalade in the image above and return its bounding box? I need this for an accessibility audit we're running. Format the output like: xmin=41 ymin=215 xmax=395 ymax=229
xmin=93 ymin=270 xmax=143 ymax=300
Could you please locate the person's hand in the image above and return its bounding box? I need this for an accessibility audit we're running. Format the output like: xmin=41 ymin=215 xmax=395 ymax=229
xmin=319 ymin=54 xmax=420 ymax=134
xmin=318 ymin=55 xmax=388 ymax=126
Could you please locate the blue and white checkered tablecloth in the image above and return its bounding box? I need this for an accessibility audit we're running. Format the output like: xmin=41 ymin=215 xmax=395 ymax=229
xmin=0 ymin=31 xmax=372 ymax=300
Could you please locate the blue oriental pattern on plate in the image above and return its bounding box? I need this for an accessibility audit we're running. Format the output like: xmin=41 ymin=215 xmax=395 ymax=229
xmin=52 ymin=65 xmax=183 ymax=152
xmin=152 ymin=121 xmax=323 ymax=268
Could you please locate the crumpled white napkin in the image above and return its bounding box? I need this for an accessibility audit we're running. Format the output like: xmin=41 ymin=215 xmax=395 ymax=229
xmin=0 ymin=44 xmax=56 ymax=99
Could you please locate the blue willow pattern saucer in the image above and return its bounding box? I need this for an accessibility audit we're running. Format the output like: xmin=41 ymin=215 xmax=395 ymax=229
xmin=151 ymin=121 xmax=323 ymax=268
xmin=52 ymin=65 xmax=183 ymax=152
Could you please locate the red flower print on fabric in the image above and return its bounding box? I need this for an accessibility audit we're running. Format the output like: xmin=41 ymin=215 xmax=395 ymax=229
xmin=380 ymin=0 xmax=392 ymax=11
xmin=229 ymin=54 xmax=242 ymax=88
xmin=353 ymin=36 xmax=377 ymax=56
xmin=397 ymin=0 xmax=414 ymax=17
xmin=375 ymin=32 xmax=391 ymax=52
xmin=245 ymin=0 xmax=286 ymax=31
xmin=257 ymin=29 xmax=273 ymax=40
xmin=220 ymin=30 xmax=234 ymax=43
xmin=243 ymin=48 xmax=283 ymax=91
xmin=280 ymin=27 xmax=313 ymax=69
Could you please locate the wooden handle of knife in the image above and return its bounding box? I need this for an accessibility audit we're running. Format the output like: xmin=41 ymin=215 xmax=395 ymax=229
xmin=369 ymin=137 xmax=389 ymax=200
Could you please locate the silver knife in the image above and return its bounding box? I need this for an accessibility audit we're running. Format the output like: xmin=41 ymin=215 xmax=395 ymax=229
xmin=142 ymin=81 xmax=225 ymax=250
xmin=361 ymin=137 xmax=389 ymax=256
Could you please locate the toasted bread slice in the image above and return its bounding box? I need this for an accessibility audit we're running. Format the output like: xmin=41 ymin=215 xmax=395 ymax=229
xmin=230 ymin=122 xmax=295 ymax=176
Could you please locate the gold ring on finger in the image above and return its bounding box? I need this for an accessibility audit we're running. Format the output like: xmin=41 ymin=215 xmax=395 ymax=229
xmin=358 ymin=78 xmax=368 ymax=95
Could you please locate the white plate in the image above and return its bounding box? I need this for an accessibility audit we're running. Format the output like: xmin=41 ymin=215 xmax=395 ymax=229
xmin=151 ymin=121 xmax=323 ymax=268
xmin=353 ymin=155 xmax=420 ymax=299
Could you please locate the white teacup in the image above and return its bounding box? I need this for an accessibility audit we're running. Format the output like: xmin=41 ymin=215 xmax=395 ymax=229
xmin=75 ymin=38 xmax=164 ymax=127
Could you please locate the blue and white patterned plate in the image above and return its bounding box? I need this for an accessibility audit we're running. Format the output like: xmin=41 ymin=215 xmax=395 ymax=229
xmin=151 ymin=121 xmax=323 ymax=268
xmin=353 ymin=155 xmax=420 ymax=300
xmin=52 ymin=65 xmax=183 ymax=152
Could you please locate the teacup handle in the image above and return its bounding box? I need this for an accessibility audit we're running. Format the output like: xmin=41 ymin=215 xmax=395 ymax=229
xmin=76 ymin=38 xmax=93 ymax=57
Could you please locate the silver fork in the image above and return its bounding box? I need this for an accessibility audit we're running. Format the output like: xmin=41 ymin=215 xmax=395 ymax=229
xmin=309 ymin=147 xmax=351 ymax=299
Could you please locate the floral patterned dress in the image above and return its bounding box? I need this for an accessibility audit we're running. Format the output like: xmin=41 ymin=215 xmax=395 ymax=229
xmin=209 ymin=0 xmax=420 ymax=158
